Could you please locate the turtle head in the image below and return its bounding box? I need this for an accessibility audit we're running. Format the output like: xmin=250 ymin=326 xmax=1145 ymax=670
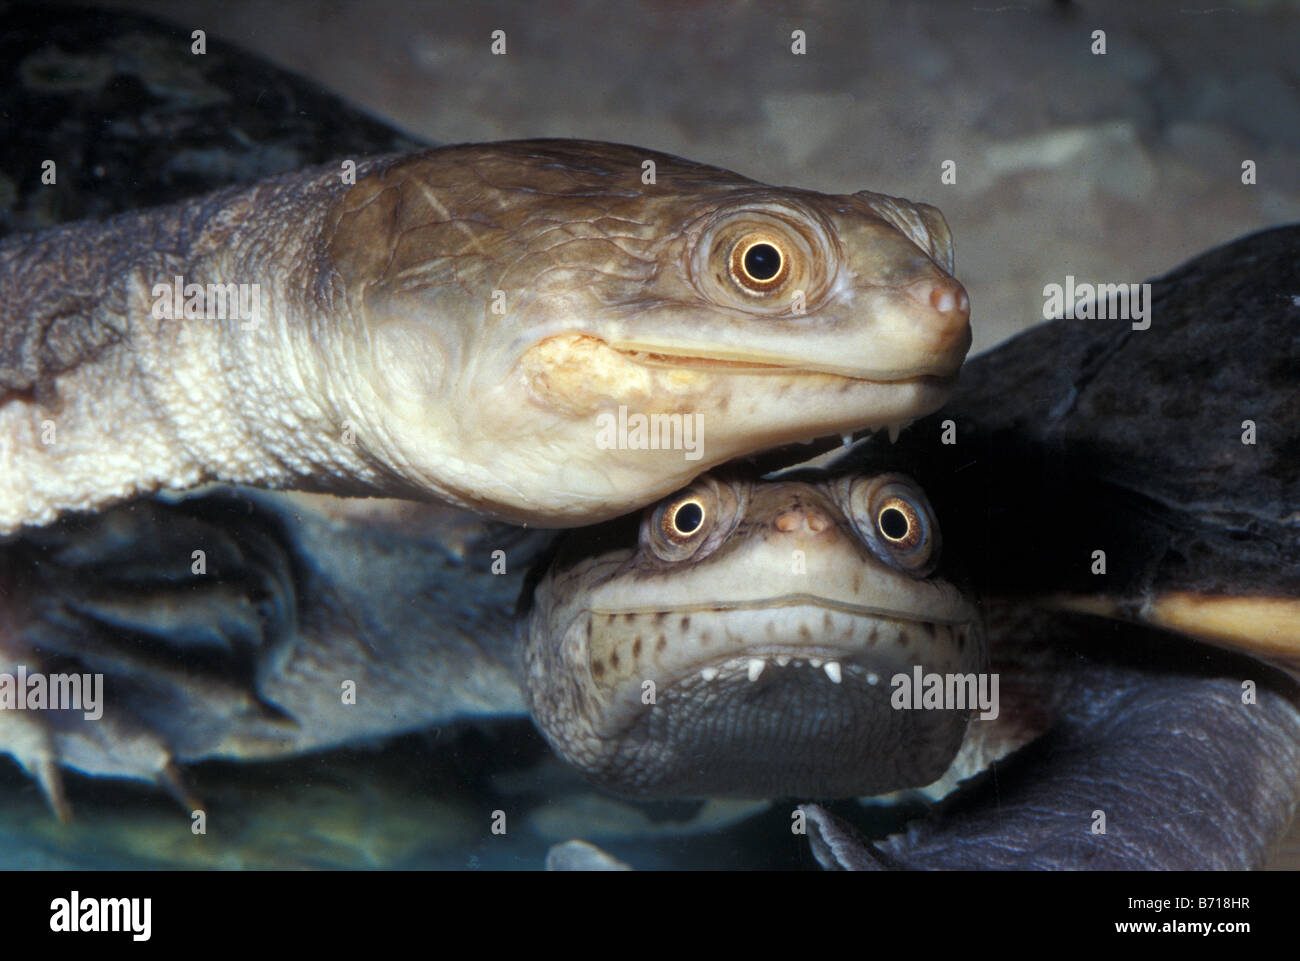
xmin=521 ymin=471 xmax=984 ymax=799
xmin=327 ymin=141 xmax=970 ymax=525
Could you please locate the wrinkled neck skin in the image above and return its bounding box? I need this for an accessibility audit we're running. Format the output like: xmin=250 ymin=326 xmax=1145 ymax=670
xmin=0 ymin=161 xmax=383 ymax=533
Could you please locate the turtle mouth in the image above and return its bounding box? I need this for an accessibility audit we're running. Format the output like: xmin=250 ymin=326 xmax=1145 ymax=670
xmin=516 ymin=333 xmax=954 ymax=444
xmin=610 ymin=343 xmax=960 ymax=383
xmin=520 ymin=331 xmax=958 ymax=382
xmin=570 ymin=604 xmax=981 ymax=799
xmin=583 ymin=603 xmax=980 ymax=722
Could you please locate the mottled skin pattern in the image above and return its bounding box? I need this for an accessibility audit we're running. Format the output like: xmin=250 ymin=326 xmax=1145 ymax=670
xmin=522 ymin=472 xmax=983 ymax=798
xmin=1 ymin=140 xmax=971 ymax=533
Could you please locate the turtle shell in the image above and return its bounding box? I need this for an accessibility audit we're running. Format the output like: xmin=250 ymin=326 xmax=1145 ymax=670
xmin=0 ymin=2 xmax=420 ymax=238
xmin=842 ymin=225 xmax=1300 ymax=676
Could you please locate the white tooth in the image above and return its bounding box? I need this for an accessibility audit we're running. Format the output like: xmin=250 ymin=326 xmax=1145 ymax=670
xmin=809 ymin=657 xmax=824 ymax=668
xmin=840 ymin=432 xmax=853 ymax=448
xmin=700 ymin=667 xmax=719 ymax=682
xmin=747 ymin=659 xmax=766 ymax=682
xmin=824 ymin=662 xmax=843 ymax=684
xmin=865 ymin=671 xmax=879 ymax=686
xmin=775 ymin=655 xmax=791 ymax=667
xmin=888 ymin=423 xmax=902 ymax=444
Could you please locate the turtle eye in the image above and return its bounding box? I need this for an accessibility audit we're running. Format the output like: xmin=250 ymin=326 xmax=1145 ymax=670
xmin=844 ymin=474 xmax=940 ymax=576
xmin=691 ymin=204 xmax=834 ymax=313
xmin=642 ymin=479 xmax=739 ymax=563
xmin=729 ymin=233 xmax=790 ymax=293
xmin=663 ymin=497 xmax=706 ymax=541
xmin=876 ymin=496 xmax=922 ymax=550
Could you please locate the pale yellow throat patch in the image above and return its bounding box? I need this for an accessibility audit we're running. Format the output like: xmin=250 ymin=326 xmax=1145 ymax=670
xmin=518 ymin=334 xmax=705 ymax=417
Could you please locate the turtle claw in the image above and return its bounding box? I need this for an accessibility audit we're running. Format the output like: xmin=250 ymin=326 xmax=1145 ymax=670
xmin=0 ymin=610 xmax=71 ymax=821
xmin=30 ymin=757 xmax=73 ymax=824
xmin=157 ymin=759 xmax=204 ymax=815
xmin=0 ymin=629 xmax=201 ymax=820
xmin=2 ymin=698 xmax=205 ymax=820
xmin=1 ymin=710 xmax=73 ymax=823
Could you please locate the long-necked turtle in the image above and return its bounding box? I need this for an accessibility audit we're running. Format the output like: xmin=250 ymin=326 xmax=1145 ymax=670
xmin=1 ymin=5 xmax=971 ymax=536
xmin=0 ymin=4 xmax=970 ymax=856
xmin=521 ymin=469 xmax=984 ymax=799
xmin=0 ymin=133 xmax=969 ymax=533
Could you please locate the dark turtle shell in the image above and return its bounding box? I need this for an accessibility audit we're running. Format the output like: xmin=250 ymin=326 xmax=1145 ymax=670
xmin=842 ymin=225 xmax=1300 ymax=676
xmin=0 ymin=2 xmax=420 ymax=238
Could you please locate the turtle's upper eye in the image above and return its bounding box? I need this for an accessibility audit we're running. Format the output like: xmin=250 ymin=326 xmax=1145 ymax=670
xmin=642 ymin=480 xmax=739 ymax=563
xmin=729 ymin=233 xmax=790 ymax=293
xmin=843 ymin=474 xmax=941 ymax=576
xmin=690 ymin=204 xmax=835 ymax=313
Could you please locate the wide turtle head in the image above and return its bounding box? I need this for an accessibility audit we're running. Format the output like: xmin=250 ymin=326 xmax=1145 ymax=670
xmin=326 ymin=140 xmax=970 ymax=525
xmin=521 ymin=470 xmax=982 ymax=798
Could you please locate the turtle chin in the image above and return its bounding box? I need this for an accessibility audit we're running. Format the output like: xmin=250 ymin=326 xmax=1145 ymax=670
xmin=590 ymin=652 xmax=973 ymax=799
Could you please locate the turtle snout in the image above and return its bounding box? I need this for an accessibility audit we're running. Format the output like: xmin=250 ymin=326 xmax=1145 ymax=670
xmin=773 ymin=506 xmax=831 ymax=535
xmin=905 ymin=274 xmax=971 ymax=352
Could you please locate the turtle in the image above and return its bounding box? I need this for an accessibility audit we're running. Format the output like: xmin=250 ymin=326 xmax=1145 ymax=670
xmin=518 ymin=222 xmax=1300 ymax=868
xmin=3 ymin=4 xmax=1297 ymax=871
xmin=0 ymin=8 xmax=972 ymax=535
xmin=10 ymin=217 xmax=1299 ymax=863
xmin=0 ymin=4 xmax=971 ymax=865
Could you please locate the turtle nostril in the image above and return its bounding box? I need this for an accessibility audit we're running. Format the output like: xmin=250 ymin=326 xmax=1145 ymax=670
xmin=774 ymin=509 xmax=829 ymax=533
xmin=920 ymin=278 xmax=970 ymax=320
xmin=906 ymin=276 xmax=971 ymax=358
xmin=775 ymin=512 xmax=800 ymax=533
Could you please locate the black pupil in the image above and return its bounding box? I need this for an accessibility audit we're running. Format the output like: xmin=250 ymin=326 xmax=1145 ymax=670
xmin=879 ymin=507 xmax=910 ymax=540
xmin=674 ymin=502 xmax=704 ymax=534
xmin=743 ymin=243 xmax=781 ymax=281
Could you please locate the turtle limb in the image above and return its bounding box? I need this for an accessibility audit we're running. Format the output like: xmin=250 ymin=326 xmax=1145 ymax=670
xmin=0 ymin=500 xmax=301 ymax=817
xmin=801 ymin=805 xmax=902 ymax=871
xmin=0 ymin=621 xmax=205 ymax=821
xmin=46 ymin=700 xmax=206 ymax=818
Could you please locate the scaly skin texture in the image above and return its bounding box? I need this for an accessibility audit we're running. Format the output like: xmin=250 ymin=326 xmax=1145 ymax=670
xmin=522 ymin=471 xmax=983 ymax=798
xmin=0 ymin=140 xmax=972 ymax=533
